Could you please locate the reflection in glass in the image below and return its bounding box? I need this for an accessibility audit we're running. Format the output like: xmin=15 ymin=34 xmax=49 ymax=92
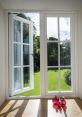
xmin=60 ymin=42 xmax=71 ymax=66
xmin=48 ymin=68 xmax=58 ymax=91
xmin=60 ymin=68 xmax=71 ymax=90
xmin=14 ymin=44 xmax=21 ymax=66
xmin=60 ymin=17 xmax=70 ymax=41
xmin=23 ymin=45 xmax=29 ymax=65
xmin=14 ymin=20 xmax=21 ymax=42
xmin=47 ymin=17 xmax=58 ymax=40
xmin=23 ymin=67 xmax=30 ymax=87
xmin=14 ymin=68 xmax=21 ymax=90
xmin=47 ymin=43 xmax=58 ymax=66
xmin=23 ymin=23 xmax=29 ymax=43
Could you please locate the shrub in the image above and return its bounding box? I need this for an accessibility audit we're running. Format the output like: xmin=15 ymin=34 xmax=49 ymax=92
xmin=64 ymin=70 xmax=71 ymax=86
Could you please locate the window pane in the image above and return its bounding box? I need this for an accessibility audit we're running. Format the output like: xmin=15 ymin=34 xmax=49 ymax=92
xmin=14 ymin=44 xmax=21 ymax=66
xmin=47 ymin=17 xmax=58 ymax=40
xmin=23 ymin=23 xmax=29 ymax=43
xmin=60 ymin=42 xmax=71 ymax=66
xmin=48 ymin=68 xmax=58 ymax=91
xmin=47 ymin=43 xmax=58 ymax=66
xmin=14 ymin=20 xmax=21 ymax=42
xmin=14 ymin=68 xmax=21 ymax=90
xmin=23 ymin=67 xmax=30 ymax=87
xmin=60 ymin=68 xmax=71 ymax=91
xmin=60 ymin=17 xmax=70 ymax=41
xmin=23 ymin=45 xmax=29 ymax=65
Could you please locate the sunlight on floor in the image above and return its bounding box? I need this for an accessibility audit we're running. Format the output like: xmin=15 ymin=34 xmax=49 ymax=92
xmin=0 ymin=99 xmax=82 ymax=117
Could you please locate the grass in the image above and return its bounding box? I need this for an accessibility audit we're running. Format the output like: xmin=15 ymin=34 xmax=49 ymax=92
xmin=17 ymin=72 xmax=40 ymax=96
xmin=48 ymin=69 xmax=71 ymax=91
xmin=17 ymin=69 xmax=71 ymax=96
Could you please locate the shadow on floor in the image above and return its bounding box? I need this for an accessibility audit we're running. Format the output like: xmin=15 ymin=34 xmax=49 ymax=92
xmin=74 ymin=98 xmax=82 ymax=110
xmin=0 ymin=98 xmax=82 ymax=117
xmin=0 ymin=100 xmax=29 ymax=117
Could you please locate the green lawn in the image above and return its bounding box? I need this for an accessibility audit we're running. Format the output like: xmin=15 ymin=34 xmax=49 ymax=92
xmin=17 ymin=69 xmax=71 ymax=96
xmin=48 ymin=69 xmax=71 ymax=91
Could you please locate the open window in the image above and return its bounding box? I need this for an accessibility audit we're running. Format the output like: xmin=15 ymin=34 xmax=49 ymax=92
xmin=9 ymin=14 xmax=34 ymax=96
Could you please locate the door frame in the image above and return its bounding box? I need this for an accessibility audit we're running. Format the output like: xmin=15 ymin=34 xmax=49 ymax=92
xmin=5 ymin=11 xmax=79 ymax=99
xmin=40 ymin=12 xmax=78 ymax=98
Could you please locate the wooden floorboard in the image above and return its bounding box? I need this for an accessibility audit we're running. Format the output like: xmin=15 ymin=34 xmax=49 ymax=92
xmin=0 ymin=98 xmax=82 ymax=117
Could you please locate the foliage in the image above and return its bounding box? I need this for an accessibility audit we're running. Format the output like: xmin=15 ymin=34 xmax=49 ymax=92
xmin=60 ymin=42 xmax=70 ymax=65
xmin=33 ymin=36 xmax=40 ymax=71
xmin=64 ymin=70 xmax=71 ymax=86
xmin=48 ymin=37 xmax=70 ymax=66
xmin=48 ymin=37 xmax=58 ymax=66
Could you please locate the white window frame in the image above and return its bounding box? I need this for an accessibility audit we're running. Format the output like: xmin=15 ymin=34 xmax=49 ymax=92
xmin=40 ymin=12 xmax=77 ymax=97
xmin=9 ymin=14 xmax=34 ymax=96
xmin=5 ymin=11 xmax=78 ymax=99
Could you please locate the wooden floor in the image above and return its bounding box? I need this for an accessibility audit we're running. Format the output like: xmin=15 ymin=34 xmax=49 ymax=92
xmin=0 ymin=98 xmax=82 ymax=117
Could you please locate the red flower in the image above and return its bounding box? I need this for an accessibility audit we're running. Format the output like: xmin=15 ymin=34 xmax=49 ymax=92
xmin=52 ymin=96 xmax=62 ymax=112
xmin=52 ymin=96 xmax=67 ymax=112
xmin=60 ymin=97 xmax=67 ymax=111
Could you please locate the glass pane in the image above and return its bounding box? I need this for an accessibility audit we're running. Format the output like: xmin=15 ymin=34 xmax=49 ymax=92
xmin=14 ymin=68 xmax=21 ymax=90
xmin=60 ymin=68 xmax=71 ymax=91
xmin=48 ymin=68 xmax=58 ymax=91
xmin=23 ymin=67 xmax=30 ymax=87
xmin=14 ymin=44 xmax=21 ymax=66
xmin=47 ymin=42 xmax=58 ymax=66
xmin=60 ymin=42 xmax=71 ymax=66
xmin=23 ymin=45 xmax=29 ymax=65
xmin=47 ymin=17 xmax=58 ymax=40
xmin=60 ymin=17 xmax=70 ymax=41
xmin=23 ymin=23 xmax=29 ymax=43
xmin=14 ymin=20 xmax=21 ymax=42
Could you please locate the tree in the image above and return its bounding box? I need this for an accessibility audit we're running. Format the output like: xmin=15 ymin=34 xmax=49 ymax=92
xmin=60 ymin=42 xmax=70 ymax=65
xmin=48 ymin=37 xmax=58 ymax=66
xmin=33 ymin=36 xmax=40 ymax=71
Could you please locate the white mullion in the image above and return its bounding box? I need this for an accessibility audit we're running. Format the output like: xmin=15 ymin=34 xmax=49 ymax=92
xmin=47 ymin=40 xmax=58 ymax=43
xmin=29 ymin=22 xmax=34 ymax=89
xmin=47 ymin=40 xmax=71 ymax=43
xmin=21 ymin=22 xmax=23 ymax=90
xmin=58 ymin=17 xmax=61 ymax=93
xmin=13 ymin=42 xmax=30 ymax=46
xmin=60 ymin=40 xmax=71 ymax=43
xmin=48 ymin=66 xmax=59 ymax=68
xmin=11 ymin=18 xmax=14 ymax=96
xmin=29 ymin=23 xmax=31 ymax=88
xmin=13 ymin=65 xmax=30 ymax=68
xmin=60 ymin=66 xmax=71 ymax=68
xmin=47 ymin=66 xmax=71 ymax=68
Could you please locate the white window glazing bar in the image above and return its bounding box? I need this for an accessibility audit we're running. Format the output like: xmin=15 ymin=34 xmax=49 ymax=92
xmin=47 ymin=40 xmax=71 ymax=43
xmin=13 ymin=42 xmax=30 ymax=46
xmin=58 ymin=17 xmax=61 ymax=92
xmin=13 ymin=65 xmax=30 ymax=68
xmin=47 ymin=66 xmax=71 ymax=68
xmin=21 ymin=22 xmax=23 ymax=90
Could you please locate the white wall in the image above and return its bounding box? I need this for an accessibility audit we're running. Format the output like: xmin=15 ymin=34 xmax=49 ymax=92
xmin=0 ymin=0 xmax=82 ymax=11
xmin=0 ymin=4 xmax=6 ymax=106
xmin=78 ymin=8 xmax=82 ymax=99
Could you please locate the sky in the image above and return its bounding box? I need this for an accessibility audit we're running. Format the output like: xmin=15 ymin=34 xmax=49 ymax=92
xmin=25 ymin=13 xmax=40 ymax=36
xmin=25 ymin=13 xmax=70 ymax=41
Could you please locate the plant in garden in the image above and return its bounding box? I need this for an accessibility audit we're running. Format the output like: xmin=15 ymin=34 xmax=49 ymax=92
xmin=64 ymin=70 xmax=71 ymax=86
